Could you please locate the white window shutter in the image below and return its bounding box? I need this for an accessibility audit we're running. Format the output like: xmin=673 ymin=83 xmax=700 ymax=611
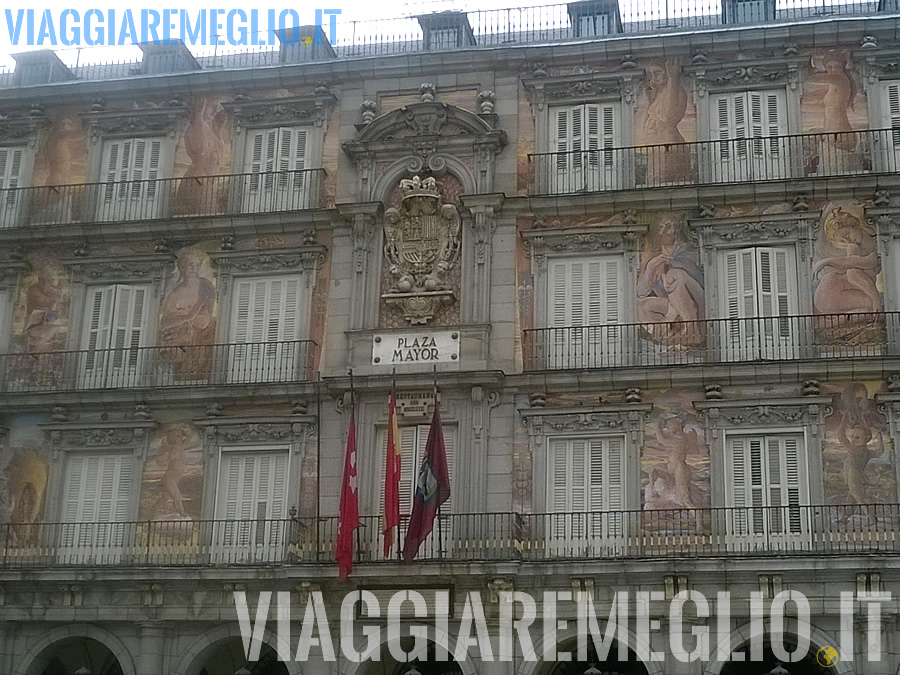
xmin=0 ymin=146 xmax=24 ymax=191
xmin=548 ymin=257 xmax=621 ymax=328
xmin=232 ymin=280 xmax=253 ymax=345
xmin=83 ymin=286 xmax=114 ymax=366
xmin=554 ymin=107 xmax=570 ymax=173
xmin=886 ymin=82 xmax=900 ymax=147
xmin=716 ymin=96 xmax=732 ymax=160
xmin=550 ymin=438 xmax=570 ymax=513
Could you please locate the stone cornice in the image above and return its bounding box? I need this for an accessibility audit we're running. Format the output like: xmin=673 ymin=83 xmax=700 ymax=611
xmin=520 ymin=404 xmax=653 ymax=442
xmin=684 ymin=53 xmax=806 ymax=97
xmin=64 ymin=254 xmax=175 ymax=283
xmin=690 ymin=210 xmax=820 ymax=263
xmin=522 ymin=224 xmax=648 ymax=267
xmin=522 ymin=67 xmax=645 ymax=108
xmin=222 ymin=93 xmax=337 ymax=133
xmin=694 ymin=396 xmax=832 ymax=437
xmin=194 ymin=414 xmax=317 ymax=455
xmin=0 ymin=112 xmax=49 ymax=145
xmin=80 ymin=105 xmax=188 ymax=140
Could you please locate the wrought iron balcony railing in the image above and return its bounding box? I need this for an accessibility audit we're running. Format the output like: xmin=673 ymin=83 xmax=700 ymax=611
xmin=2 ymin=503 xmax=897 ymax=567
xmin=528 ymin=128 xmax=900 ymax=195
xmin=523 ymin=312 xmax=895 ymax=371
xmin=0 ymin=169 xmax=325 ymax=229
xmin=0 ymin=339 xmax=318 ymax=393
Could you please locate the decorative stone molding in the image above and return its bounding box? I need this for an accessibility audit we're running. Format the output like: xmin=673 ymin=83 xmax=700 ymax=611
xmin=685 ymin=54 xmax=804 ymax=98
xmin=81 ymin=106 xmax=187 ymax=141
xmin=860 ymin=46 xmax=900 ymax=88
xmin=487 ymin=578 xmax=514 ymax=602
xmin=62 ymin=585 xmax=83 ymax=607
xmin=0 ymin=111 xmax=49 ymax=145
xmin=521 ymin=405 xmax=653 ymax=444
xmin=0 ymin=259 xmax=25 ymax=286
xmin=690 ymin=212 xmax=819 ymax=265
xmin=523 ymin=70 xmax=644 ymax=109
xmin=463 ymin=194 xmax=503 ymax=266
xmin=64 ymin=254 xmax=175 ymax=284
xmin=196 ymin=415 xmax=317 ymax=457
xmin=43 ymin=420 xmax=158 ymax=457
xmin=360 ymin=100 xmax=378 ymax=126
xmin=522 ymin=225 xmax=648 ymax=269
xmin=872 ymin=209 xmax=900 ymax=254
xmin=694 ymin=397 xmax=832 ymax=439
xmin=223 ymin=93 xmax=337 ymax=134
xmin=142 ymin=584 xmax=165 ymax=607
xmin=210 ymin=245 xmax=327 ymax=293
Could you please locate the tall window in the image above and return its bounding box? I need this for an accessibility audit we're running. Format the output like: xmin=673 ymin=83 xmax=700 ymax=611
xmin=242 ymin=127 xmax=310 ymax=213
xmin=881 ymin=82 xmax=900 ymax=169
xmin=60 ymin=453 xmax=134 ymax=563
xmin=78 ymin=284 xmax=150 ymax=389
xmin=550 ymin=104 xmax=620 ymax=193
xmin=229 ymin=276 xmax=304 ymax=383
xmin=710 ymin=91 xmax=786 ymax=182
xmin=547 ymin=436 xmax=626 ymax=555
xmin=0 ymin=145 xmax=24 ymax=228
xmin=214 ymin=449 xmax=289 ymax=562
xmin=726 ymin=434 xmax=808 ymax=545
xmin=546 ymin=256 xmax=623 ymax=368
xmin=719 ymin=246 xmax=797 ymax=360
xmin=98 ymin=137 xmax=164 ymax=221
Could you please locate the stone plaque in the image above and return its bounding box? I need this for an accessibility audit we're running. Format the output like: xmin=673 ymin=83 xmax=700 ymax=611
xmin=372 ymin=330 xmax=460 ymax=365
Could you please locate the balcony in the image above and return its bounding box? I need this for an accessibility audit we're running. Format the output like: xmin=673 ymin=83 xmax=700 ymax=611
xmin=1 ymin=504 xmax=898 ymax=567
xmin=523 ymin=312 xmax=895 ymax=371
xmin=528 ymin=129 xmax=899 ymax=196
xmin=0 ymin=169 xmax=326 ymax=229
xmin=0 ymin=340 xmax=318 ymax=393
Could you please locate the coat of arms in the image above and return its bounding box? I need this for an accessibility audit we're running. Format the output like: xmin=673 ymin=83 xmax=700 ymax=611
xmin=382 ymin=175 xmax=461 ymax=324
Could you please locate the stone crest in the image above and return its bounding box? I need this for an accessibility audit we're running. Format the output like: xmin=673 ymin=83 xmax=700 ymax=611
xmin=382 ymin=175 xmax=461 ymax=325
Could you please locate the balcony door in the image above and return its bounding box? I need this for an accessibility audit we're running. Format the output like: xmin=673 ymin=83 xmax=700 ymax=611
xmin=374 ymin=423 xmax=456 ymax=559
xmin=78 ymin=284 xmax=150 ymax=389
xmin=98 ymin=137 xmax=164 ymax=221
xmin=547 ymin=436 xmax=625 ymax=557
xmin=547 ymin=256 xmax=623 ymax=369
xmin=0 ymin=146 xmax=24 ymax=229
xmin=242 ymin=127 xmax=309 ymax=213
xmin=718 ymin=246 xmax=798 ymax=361
xmin=213 ymin=449 xmax=289 ymax=563
xmin=60 ymin=453 xmax=134 ymax=564
xmin=229 ymin=276 xmax=304 ymax=383
xmin=709 ymin=91 xmax=786 ymax=183
xmin=880 ymin=81 xmax=900 ymax=172
xmin=724 ymin=434 xmax=809 ymax=551
xmin=550 ymin=104 xmax=620 ymax=193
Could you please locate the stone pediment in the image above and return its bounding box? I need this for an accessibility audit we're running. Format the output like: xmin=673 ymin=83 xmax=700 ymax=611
xmin=350 ymin=101 xmax=500 ymax=143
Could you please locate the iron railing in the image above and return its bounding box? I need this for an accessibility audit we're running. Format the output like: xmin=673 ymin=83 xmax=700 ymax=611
xmin=0 ymin=339 xmax=318 ymax=392
xmin=1 ymin=0 xmax=894 ymax=83
xmin=0 ymin=169 xmax=325 ymax=229
xmin=528 ymin=128 xmax=899 ymax=195
xmin=523 ymin=312 xmax=895 ymax=371
xmin=2 ymin=503 xmax=898 ymax=567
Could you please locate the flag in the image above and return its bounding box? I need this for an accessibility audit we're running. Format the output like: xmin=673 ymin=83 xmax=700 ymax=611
xmin=382 ymin=387 xmax=402 ymax=556
xmin=335 ymin=407 xmax=359 ymax=579
xmin=403 ymin=405 xmax=450 ymax=561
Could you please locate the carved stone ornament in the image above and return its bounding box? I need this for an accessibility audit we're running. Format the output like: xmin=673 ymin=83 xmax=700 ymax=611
xmin=210 ymin=245 xmax=327 ymax=293
xmin=685 ymin=54 xmax=803 ymax=97
xmin=223 ymin=93 xmax=337 ymax=134
xmin=0 ymin=111 xmax=49 ymax=144
xmin=691 ymin=212 xmax=818 ymax=266
xmin=64 ymin=254 xmax=175 ymax=283
xmin=196 ymin=415 xmax=316 ymax=456
xmin=521 ymin=404 xmax=652 ymax=443
xmin=694 ymin=396 xmax=832 ymax=439
xmin=523 ymin=70 xmax=643 ymax=109
xmin=522 ymin=224 xmax=648 ymax=269
xmin=81 ymin=106 xmax=187 ymax=141
xmin=43 ymin=420 xmax=158 ymax=455
xmin=382 ymin=175 xmax=461 ymax=325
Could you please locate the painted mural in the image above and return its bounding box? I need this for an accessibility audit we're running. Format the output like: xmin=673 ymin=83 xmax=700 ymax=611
xmin=158 ymin=249 xmax=218 ymax=382
xmin=31 ymin=110 xmax=87 ymax=222
xmin=637 ymin=214 xmax=705 ymax=349
xmin=636 ymin=58 xmax=693 ymax=185
xmin=139 ymin=422 xmax=204 ymax=524
xmin=0 ymin=416 xmax=50 ymax=545
xmin=641 ymin=390 xmax=710 ymax=516
xmin=174 ymin=96 xmax=229 ymax=216
xmin=823 ymin=382 xmax=895 ymax=506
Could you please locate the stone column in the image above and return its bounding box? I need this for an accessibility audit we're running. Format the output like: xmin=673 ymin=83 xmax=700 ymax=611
xmin=460 ymin=194 xmax=504 ymax=325
xmin=337 ymin=202 xmax=383 ymax=330
xmin=136 ymin=623 xmax=166 ymax=675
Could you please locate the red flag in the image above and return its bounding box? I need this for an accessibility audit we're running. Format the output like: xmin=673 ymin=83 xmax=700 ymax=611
xmin=335 ymin=407 xmax=359 ymax=579
xmin=382 ymin=387 xmax=402 ymax=556
xmin=403 ymin=405 xmax=450 ymax=561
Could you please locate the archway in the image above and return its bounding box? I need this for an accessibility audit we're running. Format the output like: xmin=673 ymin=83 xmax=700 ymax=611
xmin=719 ymin=640 xmax=833 ymax=675
xmin=354 ymin=637 xmax=464 ymax=675
xmin=191 ymin=638 xmax=289 ymax=675
xmin=540 ymin=638 xmax=650 ymax=675
xmin=25 ymin=637 xmax=124 ymax=675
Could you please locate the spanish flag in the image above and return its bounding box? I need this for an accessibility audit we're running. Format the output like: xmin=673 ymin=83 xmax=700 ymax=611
xmin=382 ymin=386 xmax=402 ymax=556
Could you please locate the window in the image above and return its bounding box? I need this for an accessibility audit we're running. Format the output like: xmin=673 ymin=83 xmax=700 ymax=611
xmin=546 ymin=256 xmax=623 ymax=368
xmin=242 ymin=127 xmax=310 ymax=213
xmin=881 ymin=82 xmax=900 ymax=169
xmin=60 ymin=453 xmax=134 ymax=563
xmin=0 ymin=146 xmax=25 ymax=229
xmin=547 ymin=436 xmax=626 ymax=555
xmin=550 ymin=104 xmax=620 ymax=193
xmin=719 ymin=246 xmax=798 ymax=360
xmin=377 ymin=423 xmax=456 ymax=556
xmin=726 ymin=434 xmax=808 ymax=547
xmin=78 ymin=284 xmax=150 ymax=389
xmin=229 ymin=276 xmax=305 ymax=383
xmin=710 ymin=91 xmax=786 ymax=182
xmin=97 ymin=137 xmax=164 ymax=221
xmin=214 ymin=449 xmax=289 ymax=562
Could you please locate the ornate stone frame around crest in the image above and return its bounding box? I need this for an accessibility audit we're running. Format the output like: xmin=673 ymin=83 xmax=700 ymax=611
xmin=520 ymin=404 xmax=652 ymax=511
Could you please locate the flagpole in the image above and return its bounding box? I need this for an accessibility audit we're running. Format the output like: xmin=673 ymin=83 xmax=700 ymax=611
xmin=349 ymin=368 xmax=360 ymax=566
xmin=433 ymin=364 xmax=443 ymax=560
xmin=393 ymin=366 xmax=402 ymax=563
xmin=316 ymin=372 xmax=322 ymax=563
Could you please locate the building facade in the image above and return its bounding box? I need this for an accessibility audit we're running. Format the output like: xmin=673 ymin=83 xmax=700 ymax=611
xmin=1 ymin=2 xmax=900 ymax=673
